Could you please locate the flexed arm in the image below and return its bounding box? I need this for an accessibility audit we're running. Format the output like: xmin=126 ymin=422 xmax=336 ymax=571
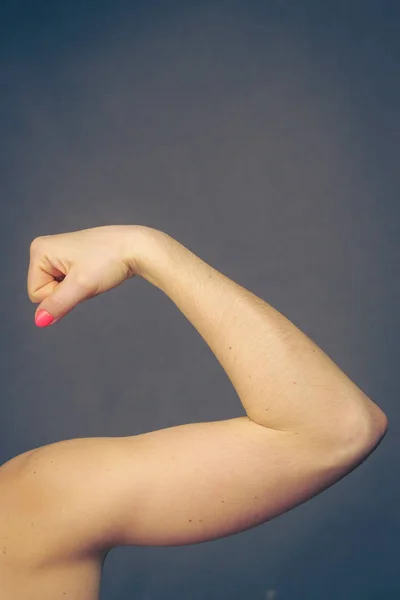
xmin=17 ymin=224 xmax=387 ymax=553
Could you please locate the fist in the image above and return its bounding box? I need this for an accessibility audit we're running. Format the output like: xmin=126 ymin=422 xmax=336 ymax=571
xmin=28 ymin=225 xmax=139 ymax=326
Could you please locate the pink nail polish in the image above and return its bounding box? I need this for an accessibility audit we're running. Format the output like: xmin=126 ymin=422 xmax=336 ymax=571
xmin=35 ymin=310 xmax=55 ymax=327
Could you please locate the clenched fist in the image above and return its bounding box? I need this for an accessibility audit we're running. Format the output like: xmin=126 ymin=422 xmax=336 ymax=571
xmin=28 ymin=225 xmax=141 ymax=327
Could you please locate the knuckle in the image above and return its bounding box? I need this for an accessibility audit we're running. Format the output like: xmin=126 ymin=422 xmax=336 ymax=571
xmin=30 ymin=237 xmax=44 ymax=253
xmin=28 ymin=290 xmax=39 ymax=303
xmin=28 ymin=286 xmax=46 ymax=304
xmin=27 ymin=280 xmax=41 ymax=303
xmin=73 ymin=272 xmax=93 ymax=292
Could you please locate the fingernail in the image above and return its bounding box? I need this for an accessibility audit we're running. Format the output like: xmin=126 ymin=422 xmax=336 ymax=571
xmin=35 ymin=309 xmax=55 ymax=328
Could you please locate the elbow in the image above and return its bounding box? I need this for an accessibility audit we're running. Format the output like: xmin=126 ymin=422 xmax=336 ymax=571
xmin=376 ymin=407 xmax=389 ymax=438
xmin=362 ymin=404 xmax=388 ymax=448
xmin=305 ymin=406 xmax=388 ymax=497
xmin=340 ymin=403 xmax=388 ymax=467
xmin=368 ymin=405 xmax=388 ymax=448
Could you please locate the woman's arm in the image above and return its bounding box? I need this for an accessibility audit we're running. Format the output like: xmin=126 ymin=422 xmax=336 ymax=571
xmin=6 ymin=224 xmax=387 ymax=559
xmin=131 ymin=226 xmax=387 ymax=452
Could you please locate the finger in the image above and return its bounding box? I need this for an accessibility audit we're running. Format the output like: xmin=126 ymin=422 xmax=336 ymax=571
xmin=28 ymin=267 xmax=65 ymax=304
xmin=28 ymin=244 xmax=66 ymax=304
xmin=34 ymin=271 xmax=94 ymax=327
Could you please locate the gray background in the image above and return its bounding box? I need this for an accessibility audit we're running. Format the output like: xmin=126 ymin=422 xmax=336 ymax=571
xmin=1 ymin=1 xmax=399 ymax=598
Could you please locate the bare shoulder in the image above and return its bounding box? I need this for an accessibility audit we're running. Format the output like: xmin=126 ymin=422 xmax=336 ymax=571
xmin=0 ymin=450 xmax=106 ymax=600
xmin=0 ymin=437 xmax=124 ymax=560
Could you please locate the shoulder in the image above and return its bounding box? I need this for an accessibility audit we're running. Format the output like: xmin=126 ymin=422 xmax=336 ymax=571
xmin=0 ymin=440 xmax=118 ymax=562
xmin=0 ymin=449 xmax=107 ymax=598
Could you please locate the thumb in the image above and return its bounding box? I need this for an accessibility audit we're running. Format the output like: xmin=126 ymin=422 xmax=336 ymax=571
xmin=35 ymin=273 xmax=93 ymax=328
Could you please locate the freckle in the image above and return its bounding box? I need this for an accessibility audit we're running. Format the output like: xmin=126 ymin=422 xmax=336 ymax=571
xmin=189 ymin=519 xmax=192 ymax=522
xmin=229 ymin=346 xmax=232 ymax=350
xmin=199 ymin=520 xmax=203 ymax=523
xmin=221 ymin=500 xmax=225 ymax=503
xmin=254 ymin=496 xmax=258 ymax=500
xmin=33 ymin=471 xmax=36 ymax=474
xmin=293 ymin=381 xmax=297 ymax=384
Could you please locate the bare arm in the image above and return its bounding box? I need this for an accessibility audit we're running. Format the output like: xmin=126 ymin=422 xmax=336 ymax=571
xmin=7 ymin=224 xmax=387 ymax=558
xmin=130 ymin=226 xmax=386 ymax=450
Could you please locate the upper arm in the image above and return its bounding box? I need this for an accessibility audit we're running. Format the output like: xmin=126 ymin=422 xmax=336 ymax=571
xmin=16 ymin=417 xmax=361 ymax=557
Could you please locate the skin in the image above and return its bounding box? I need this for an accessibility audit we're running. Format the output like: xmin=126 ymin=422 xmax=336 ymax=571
xmin=0 ymin=225 xmax=387 ymax=599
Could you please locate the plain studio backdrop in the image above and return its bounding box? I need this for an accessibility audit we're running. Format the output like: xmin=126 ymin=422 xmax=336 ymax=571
xmin=0 ymin=1 xmax=399 ymax=599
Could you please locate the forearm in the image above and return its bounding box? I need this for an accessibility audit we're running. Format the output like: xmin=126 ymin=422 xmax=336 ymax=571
xmin=128 ymin=225 xmax=387 ymax=450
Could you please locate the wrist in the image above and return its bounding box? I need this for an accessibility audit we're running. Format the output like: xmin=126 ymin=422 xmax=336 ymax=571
xmin=123 ymin=225 xmax=169 ymax=288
